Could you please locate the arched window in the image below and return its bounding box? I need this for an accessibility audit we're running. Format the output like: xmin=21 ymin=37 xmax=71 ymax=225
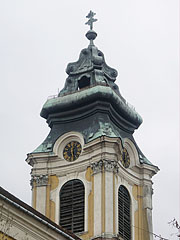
xmin=118 ymin=185 xmax=131 ymax=240
xmin=59 ymin=179 xmax=85 ymax=233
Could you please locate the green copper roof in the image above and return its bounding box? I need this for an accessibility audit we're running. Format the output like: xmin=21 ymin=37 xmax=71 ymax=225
xmin=31 ymin=12 xmax=154 ymax=167
xmin=41 ymin=85 xmax=142 ymax=128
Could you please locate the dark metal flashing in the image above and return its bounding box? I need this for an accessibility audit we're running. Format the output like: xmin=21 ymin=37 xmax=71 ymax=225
xmin=0 ymin=186 xmax=81 ymax=240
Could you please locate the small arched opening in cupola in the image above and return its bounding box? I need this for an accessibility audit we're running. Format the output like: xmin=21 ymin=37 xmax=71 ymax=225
xmin=78 ymin=76 xmax=91 ymax=90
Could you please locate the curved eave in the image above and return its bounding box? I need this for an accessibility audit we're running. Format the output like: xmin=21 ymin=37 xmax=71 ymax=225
xmin=40 ymin=85 xmax=143 ymax=129
xmin=141 ymin=162 xmax=160 ymax=176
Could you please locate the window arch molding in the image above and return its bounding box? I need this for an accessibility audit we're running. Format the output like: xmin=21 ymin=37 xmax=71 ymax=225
xmin=53 ymin=175 xmax=91 ymax=233
xmin=118 ymin=185 xmax=131 ymax=240
xmin=119 ymin=138 xmax=139 ymax=168
xmin=53 ymin=131 xmax=84 ymax=159
xmin=59 ymin=179 xmax=85 ymax=233
xmin=114 ymin=172 xmax=138 ymax=238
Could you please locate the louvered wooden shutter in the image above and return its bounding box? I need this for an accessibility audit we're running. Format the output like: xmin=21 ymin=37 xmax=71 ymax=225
xmin=59 ymin=179 xmax=85 ymax=233
xmin=118 ymin=185 xmax=131 ymax=240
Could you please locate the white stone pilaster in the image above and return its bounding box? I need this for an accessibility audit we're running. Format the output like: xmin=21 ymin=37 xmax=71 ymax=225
xmin=31 ymin=175 xmax=48 ymax=215
xmin=105 ymin=170 xmax=113 ymax=234
xmin=93 ymin=172 xmax=102 ymax=235
xmin=91 ymin=160 xmax=118 ymax=236
xmin=36 ymin=185 xmax=46 ymax=215
xmin=143 ymin=184 xmax=153 ymax=240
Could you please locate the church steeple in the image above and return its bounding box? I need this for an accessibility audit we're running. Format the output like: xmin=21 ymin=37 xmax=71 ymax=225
xmin=26 ymin=12 xmax=159 ymax=240
xmin=57 ymin=10 xmax=120 ymax=99
xmin=39 ymin=12 xmax=144 ymax=152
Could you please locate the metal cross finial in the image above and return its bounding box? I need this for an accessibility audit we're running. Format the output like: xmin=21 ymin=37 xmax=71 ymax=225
xmin=85 ymin=10 xmax=97 ymax=30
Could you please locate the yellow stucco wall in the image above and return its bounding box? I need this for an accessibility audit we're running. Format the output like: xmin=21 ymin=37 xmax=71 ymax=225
xmin=80 ymin=167 xmax=94 ymax=240
xmin=33 ymin=171 xmax=151 ymax=240
xmin=45 ymin=175 xmax=59 ymax=221
xmin=32 ymin=181 xmax=37 ymax=209
xmin=133 ymin=184 xmax=150 ymax=240
xmin=0 ymin=231 xmax=15 ymax=240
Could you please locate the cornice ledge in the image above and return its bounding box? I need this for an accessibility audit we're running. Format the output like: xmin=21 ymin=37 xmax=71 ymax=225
xmin=26 ymin=152 xmax=57 ymax=166
xmin=91 ymin=233 xmax=118 ymax=240
xmin=139 ymin=163 xmax=160 ymax=177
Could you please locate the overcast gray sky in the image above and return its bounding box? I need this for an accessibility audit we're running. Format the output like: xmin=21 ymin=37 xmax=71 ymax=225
xmin=0 ymin=1 xmax=179 ymax=239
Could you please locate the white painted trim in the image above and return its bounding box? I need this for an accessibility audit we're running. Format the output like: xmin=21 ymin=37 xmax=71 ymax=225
xmin=53 ymin=131 xmax=85 ymax=159
xmin=123 ymin=138 xmax=139 ymax=168
xmin=36 ymin=186 xmax=46 ymax=215
xmin=105 ymin=171 xmax=113 ymax=234
xmin=94 ymin=173 xmax=102 ymax=235
xmin=51 ymin=171 xmax=90 ymax=232
xmin=115 ymin=178 xmax=137 ymax=239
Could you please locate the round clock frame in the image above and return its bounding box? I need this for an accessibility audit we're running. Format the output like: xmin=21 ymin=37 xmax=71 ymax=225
xmin=63 ymin=141 xmax=82 ymax=162
xmin=120 ymin=148 xmax=130 ymax=168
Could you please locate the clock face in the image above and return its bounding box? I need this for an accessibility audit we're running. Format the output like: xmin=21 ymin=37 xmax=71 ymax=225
xmin=63 ymin=141 xmax=82 ymax=162
xmin=120 ymin=148 xmax=130 ymax=168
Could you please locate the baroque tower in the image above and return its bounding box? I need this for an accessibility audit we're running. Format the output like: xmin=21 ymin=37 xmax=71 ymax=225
xmin=26 ymin=12 xmax=159 ymax=240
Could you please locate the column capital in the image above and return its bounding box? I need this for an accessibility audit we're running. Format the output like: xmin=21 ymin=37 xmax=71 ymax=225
xmin=90 ymin=160 xmax=119 ymax=174
xmin=30 ymin=174 xmax=48 ymax=187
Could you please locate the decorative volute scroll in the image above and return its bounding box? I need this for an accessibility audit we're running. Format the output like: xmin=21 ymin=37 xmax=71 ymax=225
xmin=30 ymin=175 xmax=48 ymax=187
xmin=90 ymin=160 xmax=119 ymax=174
xmin=104 ymin=160 xmax=119 ymax=173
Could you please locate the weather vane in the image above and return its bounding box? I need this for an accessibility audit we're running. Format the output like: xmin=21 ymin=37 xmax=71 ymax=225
xmin=85 ymin=10 xmax=97 ymax=30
